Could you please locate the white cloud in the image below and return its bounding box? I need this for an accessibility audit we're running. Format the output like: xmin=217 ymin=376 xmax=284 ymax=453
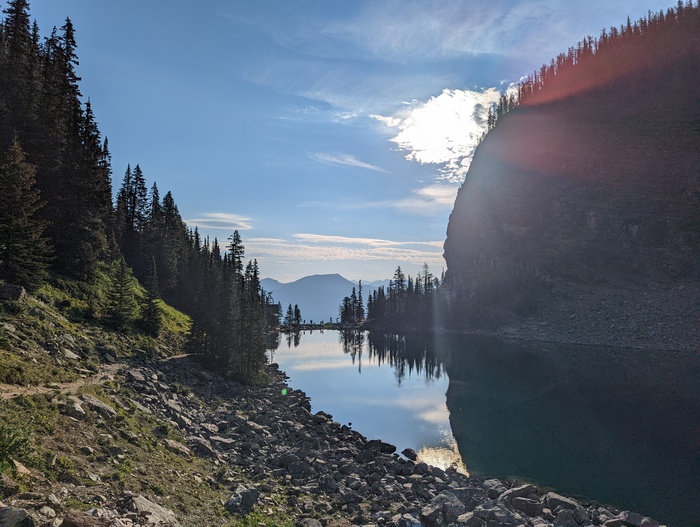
xmin=184 ymin=212 xmax=253 ymax=231
xmin=309 ymin=152 xmax=388 ymax=173
xmin=391 ymin=184 xmax=459 ymax=214
xmin=372 ymin=88 xmax=500 ymax=183
xmin=244 ymin=234 xmax=444 ymax=267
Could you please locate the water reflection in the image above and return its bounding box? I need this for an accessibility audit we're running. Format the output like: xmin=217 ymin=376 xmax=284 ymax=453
xmin=270 ymin=330 xmax=463 ymax=473
xmin=439 ymin=334 xmax=700 ymax=527
xmin=339 ymin=330 xmax=445 ymax=384
xmin=270 ymin=330 xmax=700 ymax=527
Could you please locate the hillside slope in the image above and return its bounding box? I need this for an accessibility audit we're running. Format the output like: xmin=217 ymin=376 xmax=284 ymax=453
xmin=443 ymin=7 xmax=700 ymax=349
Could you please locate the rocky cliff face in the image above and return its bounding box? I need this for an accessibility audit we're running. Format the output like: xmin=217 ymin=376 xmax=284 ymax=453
xmin=443 ymin=13 xmax=700 ymax=349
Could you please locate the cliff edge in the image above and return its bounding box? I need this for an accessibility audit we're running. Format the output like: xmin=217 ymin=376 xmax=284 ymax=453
xmin=443 ymin=8 xmax=700 ymax=350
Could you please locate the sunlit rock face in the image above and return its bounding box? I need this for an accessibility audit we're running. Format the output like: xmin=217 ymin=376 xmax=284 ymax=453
xmin=442 ymin=20 xmax=700 ymax=345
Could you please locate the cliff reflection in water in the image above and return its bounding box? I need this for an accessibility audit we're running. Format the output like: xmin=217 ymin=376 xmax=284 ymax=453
xmin=277 ymin=330 xmax=699 ymax=526
xmin=375 ymin=332 xmax=699 ymax=527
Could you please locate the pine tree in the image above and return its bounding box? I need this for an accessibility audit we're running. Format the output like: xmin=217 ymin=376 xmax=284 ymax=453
xmin=139 ymin=256 xmax=162 ymax=337
xmin=0 ymin=138 xmax=50 ymax=289
xmin=105 ymin=257 xmax=138 ymax=329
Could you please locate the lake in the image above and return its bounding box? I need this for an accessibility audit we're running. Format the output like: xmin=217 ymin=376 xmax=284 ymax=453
xmin=269 ymin=330 xmax=700 ymax=527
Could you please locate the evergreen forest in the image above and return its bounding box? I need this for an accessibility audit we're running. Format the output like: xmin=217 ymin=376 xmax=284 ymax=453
xmin=0 ymin=0 xmax=276 ymax=381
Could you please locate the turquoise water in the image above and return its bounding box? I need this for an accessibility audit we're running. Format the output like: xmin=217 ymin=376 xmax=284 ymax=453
xmin=270 ymin=331 xmax=700 ymax=527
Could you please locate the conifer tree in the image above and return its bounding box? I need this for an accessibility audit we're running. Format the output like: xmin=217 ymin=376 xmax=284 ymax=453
xmin=139 ymin=256 xmax=162 ymax=337
xmin=0 ymin=138 xmax=50 ymax=289
xmin=105 ymin=257 xmax=138 ymax=329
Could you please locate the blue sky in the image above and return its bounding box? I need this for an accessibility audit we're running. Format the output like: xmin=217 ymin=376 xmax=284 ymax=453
xmin=29 ymin=0 xmax=673 ymax=282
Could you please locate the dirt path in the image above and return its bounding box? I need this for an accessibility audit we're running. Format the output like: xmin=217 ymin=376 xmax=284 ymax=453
xmin=0 ymin=362 xmax=124 ymax=400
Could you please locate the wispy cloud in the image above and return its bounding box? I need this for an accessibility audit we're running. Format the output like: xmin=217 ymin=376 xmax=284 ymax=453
xmin=293 ymin=233 xmax=442 ymax=248
xmin=245 ymin=234 xmax=444 ymax=268
xmin=372 ymin=88 xmax=500 ymax=183
xmin=308 ymin=152 xmax=389 ymax=173
xmin=297 ymin=183 xmax=459 ymax=216
xmin=184 ymin=213 xmax=253 ymax=231
xmin=391 ymin=184 xmax=459 ymax=214
xmin=325 ymin=1 xmax=509 ymax=62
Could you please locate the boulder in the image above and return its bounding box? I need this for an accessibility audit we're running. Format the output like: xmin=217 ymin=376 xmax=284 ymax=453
xmin=511 ymin=496 xmax=544 ymax=517
xmin=80 ymin=394 xmax=117 ymax=419
xmin=61 ymin=400 xmax=86 ymax=420
xmin=0 ymin=507 xmax=34 ymax=527
xmin=61 ymin=509 xmax=110 ymax=527
xmin=363 ymin=439 xmax=397 ymax=454
xmin=554 ymin=509 xmax=579 ymax=527
xmin=545 ymin=492 xmax=580 ymax=511
xmin=163 ymin=439 xmax=192 ymax=457
xmin=126 ymin=495 xmax=181 ymax=526
xmin=500 ymin=483 xmax=536 ymax=503
xmin=0 ymin=284 xmax=26 ymax=302
xmin=401 ymin=448 xmax=418 ymax=461
xmin=0 ymin=474 xmax=20 ymax=498
xmin=225 ymin=485 xmax=259 ymax=515
xmin=61 ymin=349 xmax=81 ymax=361
xmin=483 ymin=478 xmax=506 ymax=499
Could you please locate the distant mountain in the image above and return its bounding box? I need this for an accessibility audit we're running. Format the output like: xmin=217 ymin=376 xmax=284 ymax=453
xmin=363 ymin=279 xmax=391 ymax=290
xmin=262 ymin=274 xmax=363 ymax=323
xmin=260 ymin=278 xmax=283 ymax=291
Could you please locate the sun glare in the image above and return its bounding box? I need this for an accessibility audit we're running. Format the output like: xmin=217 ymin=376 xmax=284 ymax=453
xmin=373 ymin=88 xmax=501 ymax=183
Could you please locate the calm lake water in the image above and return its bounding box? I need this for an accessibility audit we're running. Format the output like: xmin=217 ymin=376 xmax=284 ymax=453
xmin=269 ymin=330 xmax=700 ymax=527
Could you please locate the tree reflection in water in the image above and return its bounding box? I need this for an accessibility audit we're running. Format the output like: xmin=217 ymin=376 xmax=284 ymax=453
xmin=339 ymin=330 xmax=445 ymax=385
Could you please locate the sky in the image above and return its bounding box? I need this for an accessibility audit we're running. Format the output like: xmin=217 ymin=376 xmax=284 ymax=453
xmin=27 ymin=0 xmax=674 ymax=283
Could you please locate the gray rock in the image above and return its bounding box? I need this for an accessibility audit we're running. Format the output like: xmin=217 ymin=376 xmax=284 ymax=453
xmin=555 ymin=509 xmax=579 ymax=527
xmin=603 ymin=514 xmax=646 ymax=527
xmin=456 ymin=512 xmax=486 ymax=527
xmin=472 ymin=503 xmax=526 ymax=527
xmin=483 ymin=478 xmax=506 ymax=499
xmin=208 ymin=435 xmax=236 ymax=449
xmin=511 ymin=496 xmax=544 ymax=517
xmin=60 ymin=509 xmax=110 ymax=527
xmin=163 ymin=439 xmax=191 ymax=457
xmin=364 ymin=439 xmax=397 ymax=454
xmin=433 ymin=491 xmax=465 ymax=524
xmin=500 ymin=483 xmax=536 ymax=503
xmin=126 ymin=369 xmax=147 ymax=383
xmin=297 ymin=519 xmax=322 ymax=527
xmin=225 ymin=485 xmax=259 ymax=515
xmin=0 ymin=284 xmax=26 ymax=302
xmin=62 ymin=349 xmax=81 ymax=361
xmin=0 ymin=507 xmax=34 ymax=526
xmin=545 ymin=492 xmax=579 ymax=511
xmin=574 ymin=506 xmax=589 ymax=524
xmin=61 ymin=400 xmax=86 ymax=420
xmin=80 ymin=394 xmax=117 ymax=419
xmin=402 ymin=448 xmax=418 ymax=461
xmin=39 ymin=506 xmax=55 ymax=518
xmin=126 ymin=495 xmax=181 ymax=526
xmin=187 ymin=436 xmax=220 ymax=459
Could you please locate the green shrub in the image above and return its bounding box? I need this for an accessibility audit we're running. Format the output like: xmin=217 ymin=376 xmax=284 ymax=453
xmin=0 ymin=424 xmax=31 ymax=473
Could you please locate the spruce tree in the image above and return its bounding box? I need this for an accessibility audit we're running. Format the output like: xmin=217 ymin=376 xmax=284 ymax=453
xmin=140 ymin=257 xmax=163 ymax=337
xmin=0 ymin=138 xmax=50 ymax=290
xmin=105 ymin=257 xmax=138 ymax=329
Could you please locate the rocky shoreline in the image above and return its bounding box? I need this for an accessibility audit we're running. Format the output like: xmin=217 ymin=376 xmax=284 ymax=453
xmin=1 ymin=355 xmax=665 ymax=527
